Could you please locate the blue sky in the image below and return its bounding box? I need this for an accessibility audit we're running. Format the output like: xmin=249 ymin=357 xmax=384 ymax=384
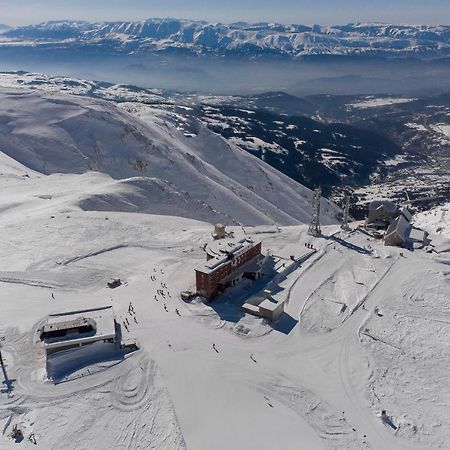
xmin=1 ymin=0 xmax=449 ymax=26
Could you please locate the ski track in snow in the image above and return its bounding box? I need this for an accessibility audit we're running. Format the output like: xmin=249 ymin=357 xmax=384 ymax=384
xmin=1 ymin=86 xmax=449 ymax=449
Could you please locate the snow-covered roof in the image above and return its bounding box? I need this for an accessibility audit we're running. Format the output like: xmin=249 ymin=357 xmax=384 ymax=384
xmin=218 ymin=257 xmax=262 ymax=284
xmin=42 ymin=305 xmax=116 ymax=350
xmin=409 ymin=227 xmax=428 ymax=242
xmin=369 ymin=200 xmax=398 ymax=213
xmin=385 ymin=215 xmax=411 ymax=243
xmin=198 ymin=238 xmax=261 ymax=275
xmin=258 ymin=299 xmax=284 ymax=312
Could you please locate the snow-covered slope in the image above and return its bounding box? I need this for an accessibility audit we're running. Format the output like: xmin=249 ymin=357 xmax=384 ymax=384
xmin=0 ymin=82 xmax=449 ymax=450
xmin=2 ymin=19 xmax=450 ymax=58
xmin=414 ymin=203 xmax=450 ymax=239
xmin=0 ymin=88 xmax=339 ymax=226
xmin=0 ymin=186 xmax=449 ymax=449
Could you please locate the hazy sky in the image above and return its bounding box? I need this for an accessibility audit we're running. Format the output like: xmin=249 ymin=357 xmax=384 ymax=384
xmin=1 ymin=0 xmax=449 ymax=26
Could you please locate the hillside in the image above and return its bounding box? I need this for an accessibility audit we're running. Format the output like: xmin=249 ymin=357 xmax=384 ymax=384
xmin=0 ymin=167 xmax=449 ymax=449
xmin=0 ymin=73 xmax=407 ymax=196
xmin=0 ymin=87 xmax=339 ymax=226
xmin=0 ymin=76 xmax=449 ymax=450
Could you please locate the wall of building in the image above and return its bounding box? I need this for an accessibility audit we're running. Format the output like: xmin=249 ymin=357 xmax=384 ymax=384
xmin=196 ymin=242 xmax=262 ymax=299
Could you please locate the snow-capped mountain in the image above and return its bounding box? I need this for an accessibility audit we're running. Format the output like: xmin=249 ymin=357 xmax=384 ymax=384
xmin=2 ymin=19 xmax=450 ymax=58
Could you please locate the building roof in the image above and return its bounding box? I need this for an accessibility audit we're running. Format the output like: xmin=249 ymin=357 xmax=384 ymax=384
xmin=218 ymin=257 xmax=262 ymax=284
xmin=242 ymin=303 xmax=260 ymax=314
xmin=369 ymin=200 xmax=399 ymax=214
xmin=197 ymin=238 xmax=261 ymax=275
xmin=409 ymin=227 xmax=428 ymax=242
xmin=400 ymin=206 xmax=413 ymax=223
xmin=258 ymin=298 xmax=284 ymax=312
xmin=42 ymin=306 xmax=116 ymax=349
xmin=385 ymin=215 xmax=411 ymax=244
xmin=43 ymin=317 xmax=93 ymax=334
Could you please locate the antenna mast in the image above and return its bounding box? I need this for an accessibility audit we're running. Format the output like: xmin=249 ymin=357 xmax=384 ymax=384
xmin=341 ymin=193 xmax=350 ymax=231
xmin=308 ymin=187 xmax=322 ymax=237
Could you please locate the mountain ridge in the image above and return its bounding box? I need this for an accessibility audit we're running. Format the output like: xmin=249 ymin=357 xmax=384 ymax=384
xmin=2 ymin=19 xmax=450 ymax=58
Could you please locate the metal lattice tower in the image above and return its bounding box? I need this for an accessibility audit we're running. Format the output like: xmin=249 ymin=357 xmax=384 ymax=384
xmin=308 ymin=187 xmax=322 ymax=237
xmin=341 ymin=194 xmax=350 ymax=231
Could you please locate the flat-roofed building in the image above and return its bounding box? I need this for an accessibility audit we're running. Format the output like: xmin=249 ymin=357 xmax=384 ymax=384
xmin=40 ymin=306 xmax=117 ymax=356
xmin=242 ymin=290 xmax=285 ymax=322
xmin=196 ymin=238 xmax=262 ymax=300
xmin=257 ymin=299 xmax=285 ymax=321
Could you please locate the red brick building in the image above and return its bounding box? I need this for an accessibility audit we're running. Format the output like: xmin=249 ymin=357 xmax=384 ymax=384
xmin=196 ymin=238 xmax=262 ymax=300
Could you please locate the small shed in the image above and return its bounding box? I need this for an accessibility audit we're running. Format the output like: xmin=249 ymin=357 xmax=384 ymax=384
xmin=409 ymin=227 xmax=429 ymax=247
xmin=212 ymin=224 xmax=226 ymax=240
xmin=384 ymin=215 xmax=411 ymax=247
xmin=258 ymin=299 xmax=285 ymax=322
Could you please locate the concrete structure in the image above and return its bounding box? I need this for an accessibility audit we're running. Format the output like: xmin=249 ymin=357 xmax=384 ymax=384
xmin=409 ymin=227 xmax=429 ymax=248
xmin=366 ymin=200 xmax=400 ymax=229
xmin=212 ymin=223 xmax=227 ymax=240
xmin=242 ymin=290 xmax=285 ymax=322
xmin=196 ymin=238 xmax=262 ymax=300
xmin=384 ymin=215 xmax=411 ymax=247
xmin=258 ymin=299 xmax=284 ymax=321
xmin=40 ymin=306 xmax=117 ymax=356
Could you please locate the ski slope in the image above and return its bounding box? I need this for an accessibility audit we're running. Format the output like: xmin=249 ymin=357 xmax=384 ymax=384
xmin=0 ymin=88 xmax=339 ymax=227
xmin=0 ymin=147 xmax=449 ymax=449
xmin=0 ymin=84 xmax=449 ymax=449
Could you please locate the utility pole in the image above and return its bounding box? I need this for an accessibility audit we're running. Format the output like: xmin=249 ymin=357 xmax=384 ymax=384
xmin=0 ymin=337 xmax=4 ymax=367
xmin=308 ymin=187 xmax=322 ymax=237
xmin=0 ymin=337 xmax=12 ymax=395
xmin=341 ymin=193 xmax=351 ymax=231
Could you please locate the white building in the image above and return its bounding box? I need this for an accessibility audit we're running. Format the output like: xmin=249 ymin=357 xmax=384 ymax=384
xmin=257 ymin=298 xmax=285 ymax=321
xmin=40 ymin=306 xmax=117 ymax=356
xmin=409 ymin=227 xmax=429 ymax=248
xmin=384 ymin=215 xmax=411 ymax=247
xmin=242 ymin=290 xmax=285 ymax=322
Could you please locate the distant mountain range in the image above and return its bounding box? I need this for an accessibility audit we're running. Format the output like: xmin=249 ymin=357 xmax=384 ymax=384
xmin=1 ymin=19 xmax=450 ymax=58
